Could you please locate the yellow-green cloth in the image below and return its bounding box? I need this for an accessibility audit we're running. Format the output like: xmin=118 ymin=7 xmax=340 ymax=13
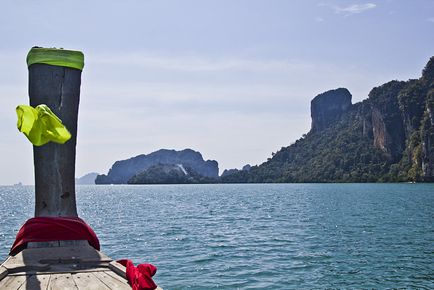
xmin=27 ymin=47 xmax=84 ymax=71
xmin=16 ymin=104 xmax=71 ymax=146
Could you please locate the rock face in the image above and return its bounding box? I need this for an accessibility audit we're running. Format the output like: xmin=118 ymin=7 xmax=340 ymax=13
xmin=242 ymin=164 xmax=252 ymax=171
xmin=220 ymin=164 xmax=251 ymax=183
xmin=221 ymin=164 xmax=251 ymax=178
xmin=223 ymin=56 xmax=434 ymax=183
xmin=366 ymin=81 xmax=407 ymax=160
xmin=128 ymin=164 xmax=217 ymax=184
xmin=221 ymin=169 xmax=239 ymax=177
xmin=310 ymin=88 xmax=352 ymax=132
xmin=399 ymin=57 xmax=434 ymax=181
xmin=96 ymin=149 xmax=218 ymax=184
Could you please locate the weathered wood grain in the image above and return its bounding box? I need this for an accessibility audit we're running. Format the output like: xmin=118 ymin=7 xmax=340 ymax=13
xmin=18 ymin=274 xmax=51 ymax=290
xmin=72 ymin=272 xmax=112 ymax=290
xmin=48 ymin=273 xmax=78 ymax=290
xmin=3 ymin=244 xmax=111 ymax=275
xmin=29 ymin=63 xmax=82 ymax=217
xmin=108 ymin=261 xmax=127 ymax=279
xmin=101 ymin=270 xmax=129 ymax=285
xmin=93 ymin=271 xmax=131 ymax=289
xmin=0 ymin=275 xmax=26 ymax=290
xmin=0 ymin=265 xmax=9 ymax=280
xmin=1 ymin=245 xmax=162 ymax=289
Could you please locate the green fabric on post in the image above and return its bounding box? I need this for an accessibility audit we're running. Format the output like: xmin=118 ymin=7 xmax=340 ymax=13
xmin=27 ymin=47 xmax=84 ymax=70
xmin=16 ymin=104 xmax=71 ymax=146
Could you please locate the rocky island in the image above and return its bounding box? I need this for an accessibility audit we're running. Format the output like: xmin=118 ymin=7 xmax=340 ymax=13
xmin=96 ymin=57 xmax=433 ymax=184
xmin=222 ymin=56 xmax=434 ymax=182
xmin=96 ymin=149 xmax=219 ymax=184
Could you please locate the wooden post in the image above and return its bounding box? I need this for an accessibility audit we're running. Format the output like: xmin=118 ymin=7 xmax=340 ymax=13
xmin=28 ymin=48 xmax=83 ymax=217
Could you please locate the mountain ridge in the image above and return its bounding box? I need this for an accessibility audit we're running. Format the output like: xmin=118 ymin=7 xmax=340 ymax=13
xmin=95 ymin=57 xmax=433 ymax=184
xmin=222 ymin=56 xmax=434 ymax=183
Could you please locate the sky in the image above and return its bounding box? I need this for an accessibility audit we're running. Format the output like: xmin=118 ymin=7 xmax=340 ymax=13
xmin=0 ymin=0 xmax=433 ymax=184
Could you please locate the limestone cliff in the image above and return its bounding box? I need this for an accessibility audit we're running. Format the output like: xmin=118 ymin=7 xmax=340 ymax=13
xmin=310 ymin=88 xmax=352 ymax=133
xmin=397 ymin=57 xmax=434 ymax=181
xmin=366 ymin=81 xmax=407 ymax=160
xmin=224 ymin=56 xmax=434 ymax=183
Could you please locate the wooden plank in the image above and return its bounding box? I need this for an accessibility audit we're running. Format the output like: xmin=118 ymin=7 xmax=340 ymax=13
xmin=9 ymin=267 xmax=109 ymax=277
xmin=0 ymin=276 xmax=14 ymax=289
xmin=0 ymin=275 xmax=26 ymax=290
xmin=103 ymin=270 xmax=128 ymax=284
xmin=104 ymin=270 xmax=164 ymax=290
xmin=28 ymin=241 xmax=60 ymax=248
xmin=59 ymin=240 xmax=89 ymax=247
xmin=18 ymin=274 xmax=51 ymax=290
xmin=1 ymin=256 xmax=13 ymax=267
xmin=0 ymin=265 xmax=8 ymax=281
xmin=72 ymin=272 xmax=111 ymax=290
xmin=3 ymin=244 xmax=111 ymax=273
xmin=93 ymin=271 xmax=131 ymax=290
xmin=108 ymin=261 xmax=126 ymax=279
xmin=48 ymin=273 xmax=78 ymax=290
xmin=28 ymin=240 xmax=89 ymax=249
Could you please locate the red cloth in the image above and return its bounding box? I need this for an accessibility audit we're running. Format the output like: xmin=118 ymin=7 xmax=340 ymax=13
xmin=117 ymin=259 xmax=158 ymax=290
xmin=10 ymin=217 xmax=100 ymax=255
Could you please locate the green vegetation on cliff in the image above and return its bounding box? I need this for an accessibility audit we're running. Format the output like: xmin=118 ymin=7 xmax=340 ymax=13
xmin=128 ymin=164 xmax=217 ymax=184
xmin=222 ymin=108 xmax=392 ymax=182
xmin=96 ymin=57 xmax=433 ymax=184
xmin=222 ymin=56 xmax=434 ymax=183
xmin=96 ymin=149 xmax=219 ymax=184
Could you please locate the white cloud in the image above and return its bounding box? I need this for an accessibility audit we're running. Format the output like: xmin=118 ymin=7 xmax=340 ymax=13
xmin=333 ymin=3 xmax=377 ymax=16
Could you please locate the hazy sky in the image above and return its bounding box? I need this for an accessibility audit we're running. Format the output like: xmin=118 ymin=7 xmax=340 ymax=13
xmin=0 ymin=0 xmax=433 ymax=184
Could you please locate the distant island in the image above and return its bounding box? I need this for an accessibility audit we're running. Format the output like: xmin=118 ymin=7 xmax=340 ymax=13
xmin=95 ymin=149 xmax=219 ymax=184
xmin=75 ymin=172 xmax=99 ymax=184
xmin=96 ymin=56 xmax=433 ymax=184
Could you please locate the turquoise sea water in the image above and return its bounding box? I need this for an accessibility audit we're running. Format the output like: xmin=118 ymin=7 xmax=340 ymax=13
xmin=0 ymin=184 xmax=433 ymax=289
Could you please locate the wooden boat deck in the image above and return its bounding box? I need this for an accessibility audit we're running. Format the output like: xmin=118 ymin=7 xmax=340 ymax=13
xmin=0 ymin=242 xmax=161 ymax=289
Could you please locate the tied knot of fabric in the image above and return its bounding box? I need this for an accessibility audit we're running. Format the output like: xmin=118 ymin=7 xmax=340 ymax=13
xmin=117 ymin=259 xmax=158 ymax=290
xmin=16 ymin=104 xmax=71 ymax=146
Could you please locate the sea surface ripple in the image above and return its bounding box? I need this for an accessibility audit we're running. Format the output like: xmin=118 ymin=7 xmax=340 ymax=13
xmin=0 ymin=184 xmax=433 ymax=289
